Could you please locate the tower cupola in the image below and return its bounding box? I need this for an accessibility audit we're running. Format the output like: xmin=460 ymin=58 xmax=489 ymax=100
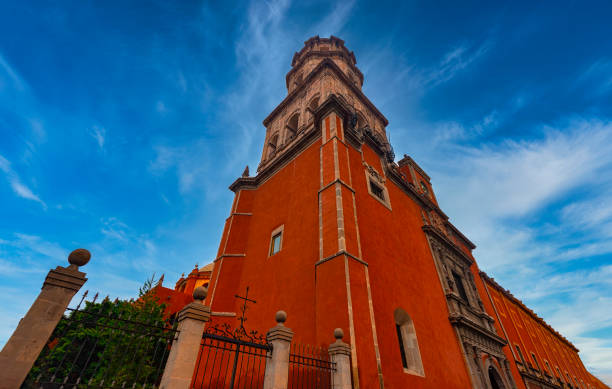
xmin=285 ymin=35 xmax=364 ymax=93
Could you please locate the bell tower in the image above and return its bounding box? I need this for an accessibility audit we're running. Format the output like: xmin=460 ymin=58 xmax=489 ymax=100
xmin=258 ymin=36 xmax=390 ymax=171
xmin=206 ymin=36 xmax=514 ymax=389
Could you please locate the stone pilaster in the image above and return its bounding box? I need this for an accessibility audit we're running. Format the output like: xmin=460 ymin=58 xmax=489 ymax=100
xmin=0 ymin=249 xmax=90 ymax=389
xmin=263 ymin=311 xmax=294 ymax=389
xmin=329 ymin=329 xmax=352 ymax=389
xmin=160 ymin=286 xmax=211 ymax=389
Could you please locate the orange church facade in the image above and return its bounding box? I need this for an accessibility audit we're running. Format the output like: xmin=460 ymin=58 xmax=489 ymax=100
xmin=157 ymin=36 xmax=608 ymax=389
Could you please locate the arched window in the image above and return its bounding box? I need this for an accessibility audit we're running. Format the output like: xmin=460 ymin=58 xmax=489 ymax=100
xmin=309 ymin=96 xmax=319 ymax=111
xmin=394 ymin=308 xmax=424 ymax=376
xmin=286 ymin=113 xmax=299 ymax=142
xmin=268 ymin=133 xmax=278 ymax=158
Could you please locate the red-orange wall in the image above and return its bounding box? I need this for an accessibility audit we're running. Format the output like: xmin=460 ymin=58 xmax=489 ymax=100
xmin=476 ymin=271 xmax=607 ymax=389
xmin=205 ymin=113 xmax=475 ymax=388
xmin=202 ymin=110 xmax=607 ymax=389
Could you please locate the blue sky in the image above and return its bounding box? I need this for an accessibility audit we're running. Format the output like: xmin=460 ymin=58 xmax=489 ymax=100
xmin=1 ymin=0 xmax=611 ymax=382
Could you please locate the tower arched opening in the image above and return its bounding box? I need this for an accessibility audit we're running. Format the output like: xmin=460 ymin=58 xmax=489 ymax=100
xmin=268 ymin=133 xmax=279 ymax=158
xmin=286 ymin=112 xmax=299 ymax=142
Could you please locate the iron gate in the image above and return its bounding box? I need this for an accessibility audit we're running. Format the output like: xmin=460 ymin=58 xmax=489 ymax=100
xmin=22 ymin=291 xmax=177 ymax=389
xmin=288 ymin=342 xmax=335 ymax=389
xmin=191 ymin=322 xmax=271 ymax=389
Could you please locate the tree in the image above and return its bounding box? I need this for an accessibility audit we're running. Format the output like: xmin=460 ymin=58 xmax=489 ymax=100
xmin=24 ymin=275 xmax=176 ymax=388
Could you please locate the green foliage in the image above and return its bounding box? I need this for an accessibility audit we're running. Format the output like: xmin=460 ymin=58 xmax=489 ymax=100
xmin=24 ymin=275 xmax=174 ymax=388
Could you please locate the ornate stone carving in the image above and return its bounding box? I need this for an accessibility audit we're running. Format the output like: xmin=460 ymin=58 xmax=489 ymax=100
xmin=362 ymin=162 xmax=386 ymax=184
xmin=426 ymin=232 xmax=516 ymax=389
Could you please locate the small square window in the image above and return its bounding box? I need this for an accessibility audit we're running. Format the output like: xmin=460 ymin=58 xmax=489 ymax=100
xmin=369 ymin=180 xmax=385 ymax=200
xmin=270 ymin=232 xmax=282 ymax=256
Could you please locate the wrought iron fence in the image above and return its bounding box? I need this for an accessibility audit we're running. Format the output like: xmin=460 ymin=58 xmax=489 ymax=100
xmin=192 ymin=322 xmax=271 ymax=389
xmin=288 ymin=342 xmax=335 ymax=389
xmin=22 ymin=290 xmax=178 ymax=388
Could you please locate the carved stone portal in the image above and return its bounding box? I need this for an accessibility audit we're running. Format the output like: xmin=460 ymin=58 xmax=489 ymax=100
xmin=426 ymin=232 xmax=517 ymax=389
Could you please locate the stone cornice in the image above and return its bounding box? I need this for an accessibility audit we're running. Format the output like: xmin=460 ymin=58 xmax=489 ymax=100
xmin=43 ymin=266 xmax=87 ymax=292
xmin=384 ymin=163 xmax=435 ymax=211
xmin=390 ymin=159 xmax=476 ymax=250
xmin=214 ymin=253 xmax=246 ymax=262
xmin=233 ymin=95 xmax=352 ymax=192
xmin=267 ymin=324 xmax=294 ymax=342
xmin=263 ymin=58 xmax=388 ymax=127
xmin=398 ymin=154 xmax=430 ymax=181
xmin=328 ymin=340 xmax=351 ymax=356
xmin=520 ymin=368 xmax=562 ymax=389
xmin=480 ymin=271 xmax=579 ymax=352
xmin=447 ymin=292 xmax=496 ymax=324
xmin=384 ymin=165 xmax=449 ymax=220
xmin=449 ymin=313 xmax=507 ymax=347
xmin=385 ymin=165 xmax=476 ymax=250
xmin=232 ymin=126 xmax=320 ymax=191
xmin=447 ymin=223 xmax=476 ymax=250
xmin=288 ymin=35 xmax=362 ymax=87
xmin=178 ymin=302 xmax=211 ymax=322
xmin=315 ymin=250 xmax=368 ymax=267
xmin=423 ymin=225 xmax=474 ymax=266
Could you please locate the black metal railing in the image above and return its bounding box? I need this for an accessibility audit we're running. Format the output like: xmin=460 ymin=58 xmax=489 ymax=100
xmin=288 ymin=343 xmax=335 ymax=389
xmin=23 ymin=290 xmax=178 ymax=388
xmin=192 ymin=322 xmax=271 ymax=389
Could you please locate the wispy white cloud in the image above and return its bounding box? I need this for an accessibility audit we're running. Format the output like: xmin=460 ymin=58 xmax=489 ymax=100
xmin=0 ymin=53 xmax=26 ymax=91
xmin=359 ymin=38 xmax=493 ymax=110
xmin=426 ymin=41 xmax=493 ymax=86
xmin=578 ymin=58 xmax=612 ymax=95
xmin=435 ymin=119 xmax=612 ymax=227
xmin=222 ymin=0 xmax=358 ymax=175
xmin=89 ymin=125 xmax=106 ymax=150
xmin=149 ymin=140 xmax=214 ymax=195
xmin=0 ymin=233 xmax=66 ymax=266
xmin=0 ymin=154 xmax=46 ymax=208
xmin=424 ymin=117 xmax=612 ymax=377
xmin=432 ymin=109 xmax=501 ymax=144
xmin=100 ymin=217 xmax=130 ymax=242
xmin=312 ymin=0 xmax=356 ymax=37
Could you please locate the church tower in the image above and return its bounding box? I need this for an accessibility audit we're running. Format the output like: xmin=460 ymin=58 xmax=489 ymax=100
xmin=205 ymin=36 xmax=516 ymax=389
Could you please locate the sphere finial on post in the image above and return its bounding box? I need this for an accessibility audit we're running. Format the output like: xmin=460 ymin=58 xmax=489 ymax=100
xmin=193 ymin=286 xmax=208 ymax=302
xmin=275 ymin=310 xmax=287 ymax=325
xmin=334 ymin=328 xmax=344 ymax=341
xmin=68 ymin=248 xmax=91 ymax=269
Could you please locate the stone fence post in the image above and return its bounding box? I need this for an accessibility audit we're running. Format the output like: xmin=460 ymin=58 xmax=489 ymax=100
xmin=159 ymin=286 xmax=211 ymax=389
xmin=329 ymin=328 xmax=352 ymax=389
xmin=0 ymin=248 xmax=91 ymax=389
xmin=263 ymin=311 xmax=294 ymax=389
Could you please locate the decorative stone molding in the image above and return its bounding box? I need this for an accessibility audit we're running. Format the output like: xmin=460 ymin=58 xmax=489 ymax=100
xmin=362 ymin=162 xmax=386 ymax=184
xmin=364 ymin=166 xmax=392 ymax=210
xmin=177 ymin=301 xmax=211 ymax=322
xmin=425 ymin=232 xmax=516 ymax=389
xmin=263 ymin=58 xmax=388 ymax=130
xmin=43 ymin=265 xmax=87 ymax=291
